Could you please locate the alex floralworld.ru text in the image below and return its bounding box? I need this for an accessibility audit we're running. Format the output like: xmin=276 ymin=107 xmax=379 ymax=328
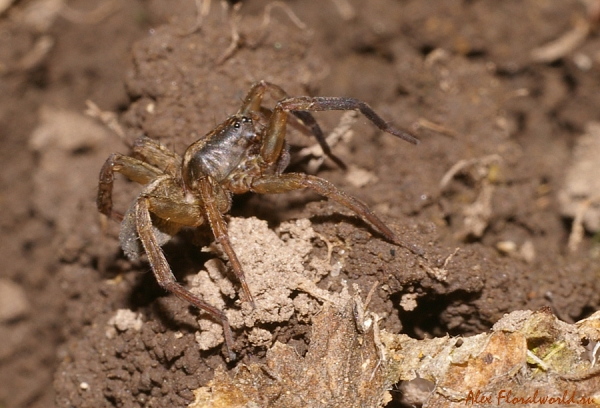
xmin=466 ymin=389 xmax=593 ymax=405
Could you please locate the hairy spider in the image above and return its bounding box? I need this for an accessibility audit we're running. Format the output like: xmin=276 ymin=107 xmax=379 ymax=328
xmin=97 ymin=81 xmax=419 ymax=361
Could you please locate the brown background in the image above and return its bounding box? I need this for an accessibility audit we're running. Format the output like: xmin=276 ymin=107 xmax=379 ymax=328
xmin=1 ymin=0 xmax=599 ymax=407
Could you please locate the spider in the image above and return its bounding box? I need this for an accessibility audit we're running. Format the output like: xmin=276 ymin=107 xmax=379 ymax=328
xmin=97 ymin=81 xmax=420 ymax=361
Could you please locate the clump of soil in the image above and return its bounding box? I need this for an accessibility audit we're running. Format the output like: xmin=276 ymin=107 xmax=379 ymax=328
xmin=1 ymin=1 xmax=600 ymax=407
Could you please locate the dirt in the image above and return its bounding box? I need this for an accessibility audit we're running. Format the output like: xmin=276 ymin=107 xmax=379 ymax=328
xmin=1 ymin=0 xmax=600 ymax=407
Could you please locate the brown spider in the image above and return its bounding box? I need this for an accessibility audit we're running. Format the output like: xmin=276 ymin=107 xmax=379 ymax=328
xmin=97 ymin=81 xmax=420 ymax=361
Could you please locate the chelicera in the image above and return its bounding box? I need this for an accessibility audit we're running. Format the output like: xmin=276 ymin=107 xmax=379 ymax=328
xmin=97 ymin=81 xmax=420 ymax=360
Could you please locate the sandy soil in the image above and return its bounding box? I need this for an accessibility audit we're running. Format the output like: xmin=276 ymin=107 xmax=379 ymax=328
xmin=1 ymin=0 xmax=600 ymax=407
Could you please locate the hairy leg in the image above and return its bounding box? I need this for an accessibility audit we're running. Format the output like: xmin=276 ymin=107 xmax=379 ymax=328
xmin=239 ymin=81 xmax=346 ymax=168
xmin=251 ymin=173 xmax=423 ymax=256
xmin=97 ymin=153 xmax=164 ymax=221
xmin=131 ymin=136 xmax=183 ymax=178
xmin=135 ymin=197 xmax=237 ymax=361
xmin=276 ymin=96 xmax=419 ymax=145
xmin=260 ymin=95 xmax=418 ymax=168
xmin=197 ymin=177 xmax=255 ymax=307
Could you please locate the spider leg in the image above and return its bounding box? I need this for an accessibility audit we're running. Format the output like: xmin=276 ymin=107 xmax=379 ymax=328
xmin=197 ymin=177 xmax=256 ymax=308
xmin=131 ymin=136 xmax=183 ymax=178
xmin=259 ymin=95 xmax=419 ymax=168
xmin=251 ymin=173 xmax=423 ymax=256
xmin=238 ymin=81 xmax=274 ymax=114
xmin=98 ymin=153 xmax=164 ymax=222
xmin=239 ymin=81 xmax=346 ymax=169
xmin=290 ymin=110 xmax=347 ymax=169
xmin=135 ymin=197 xmax=237 ymax=361
xmin=277 ymin=96 xmax=420 ymax=145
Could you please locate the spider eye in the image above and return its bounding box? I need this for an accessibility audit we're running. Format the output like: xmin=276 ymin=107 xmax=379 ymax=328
xmin=242 ymin=116 xmax=252 ymax=123
xmin=233 ymin=120 xmax=241 ymax=129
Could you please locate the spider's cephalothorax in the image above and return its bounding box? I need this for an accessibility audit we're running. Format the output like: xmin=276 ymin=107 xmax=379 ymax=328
xmin=97 ymin=81 xmax=420 ymax=361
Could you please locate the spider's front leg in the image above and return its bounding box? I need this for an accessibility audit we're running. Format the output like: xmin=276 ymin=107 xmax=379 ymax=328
xmin=278 ymin=96 xmax=419 ymax=145
xmin=134 ymin=196 xmax=237 ymax=361
xmin=260 ymin=95 xmax=419 ymax=168
xmin=196 ymin=176 xmax=256 ymax=309
xmin=239 ymin=81 xmax=347 ymax=169
xmin=251 ymin=173 xmax=423 ymax=256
